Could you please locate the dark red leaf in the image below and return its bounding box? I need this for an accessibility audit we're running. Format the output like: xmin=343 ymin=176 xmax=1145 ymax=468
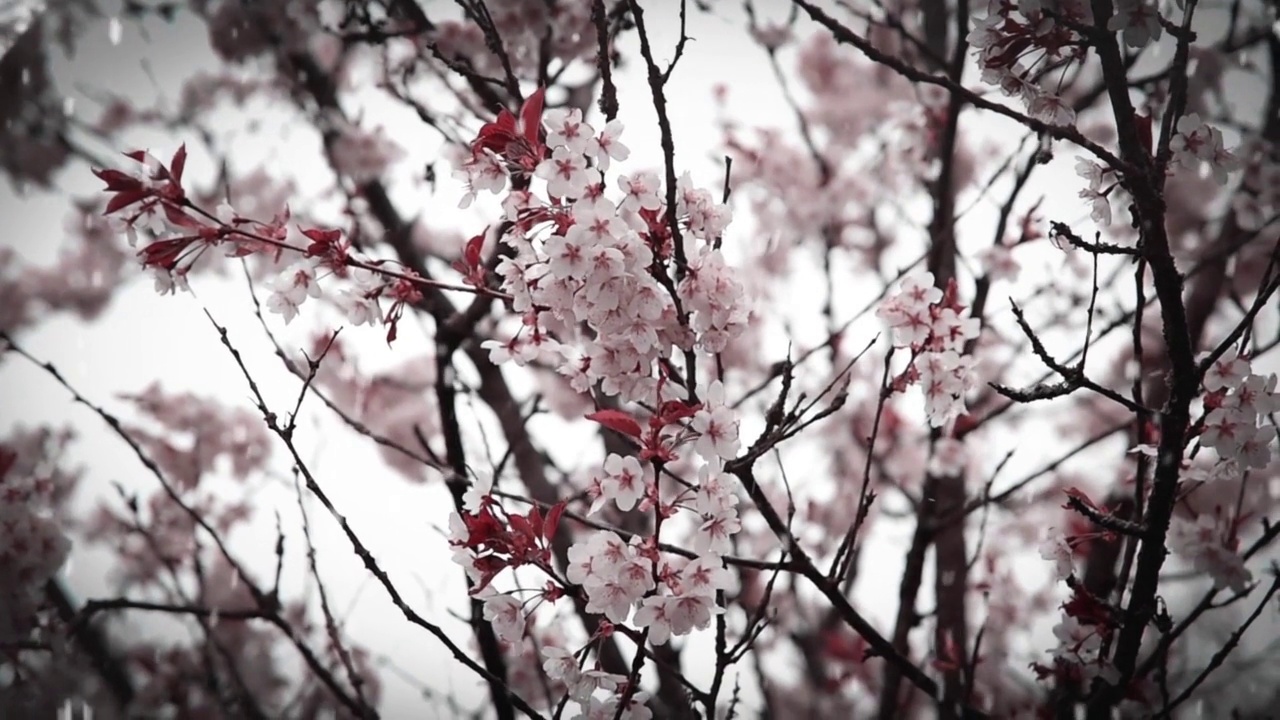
xmin=655 ymin=400 xmax=701 ymax=426
xmin=93 ymin=168 xmax=143 ymax=192
xmin=0 ymin=446 xmax=15 ymax=482
xmin=302 ymin=227 xmax=341 ymax=244
xmin=464 ymin=233 xmax=485 ymax=267
xmin=162 ymin=202 xmax=200 ymax=229
xmin=586 ymin=409 xmax=642 ymax=438
xmin=528 ymin=505 xmax=543 ymax=539
xmin=495 ymin=109 xmax=516 ymax=133
xmin=170 ymin=144 xmax=187 ymax=185
xmin=544 ymin=502 xmax=566 ymax=542
xmin=520 ymin=87 xmax=546 ymax=145
xmin=139 ymin=236 xmax=196 ymax=270
xmin=508 ymin=512 xmax=534 ymax=540
xmin=104 ymin=189 xmax=149 ymax=215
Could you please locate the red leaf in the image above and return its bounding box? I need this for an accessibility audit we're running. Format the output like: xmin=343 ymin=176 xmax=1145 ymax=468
xmin=655 ymin=400 xmax=701 ymax=427
xmin=463 ymin=233 xmax=485 ymax=267
xmin=495 ymin=109 xmax=516 ymax=134
xmin=544 ymin=502 xmax=566 ymax=542
xmin=162 ymin=201 xmax=200 ymax=229
xmin=170 ymin=144 xmax=188 ymax=185
xmin=508 ymin=512 xmax=534 ymax=540
xmin=93 ymin=168 xmax=143 ymax=192
xmin=520 ymin=87 xmax=546 ymax=146
xmin=528 ymin=505 xmax=543 ymax=539
xmin=104 ymin=189 xmax=149 ymax=215
xmin=139 ymin=236 xmax=196 ymax=270
xmin=1063 ymin=486 xmax=1100 ymax=513
xmin=302 ymin=227 xmax=340 ymax=243
xmin=586 ymin=409 xmax=642 ymax=438
xmin=0 ymin=446 xmax=15 ymax=482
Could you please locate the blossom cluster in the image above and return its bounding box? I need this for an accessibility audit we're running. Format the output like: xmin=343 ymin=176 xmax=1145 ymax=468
xmin=430 ymin=1 xmax=611 ymax=80
xmin=1073 ymin=113 xmax=1240 ymax=232
xmin=329 ymin=122 xmax=407 ymax=184
xmin=1107 ymin=0 xmax=1164 ymax=49
xmin=448 ymin=457 xmax=738 ymax=718
xmin=1167 ymin=511 xmax=1252 ymax=592
xmin=1232 ymin=139 xmax=1280 ymax=231
xmin=1198 ymin=348 xmax=1278 ymax=473
xmin=447 ymin=87 xmax=753 ymax=714
xmin=1163 ymin=348 xmax=1280 ymax=591
xmin=1169 ymin=113 xmax=1242 ymax=186
xmin=1075 ymin=157 xmax=1121 ymax=227
xmin=0 ymin=444 xmax=72 ymax=644
xmin=458 ymin=99 xmax=746 ymax=405
xmin=876 ymin=270 xmax=980 ymax=427
xmin=1031 ymin=574 xmax=1122 ymax=692
xmin=967 ymin=0 xmax=1085 ymax=127
xmin=94 ymin=146 xmax=427 ymax=343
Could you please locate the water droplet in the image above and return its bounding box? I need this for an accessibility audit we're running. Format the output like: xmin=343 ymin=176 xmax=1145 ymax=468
xmin=20 ymin=68 xmax=30 ymax=86
xmin=108 ymin=18 xmax=122 ymax=46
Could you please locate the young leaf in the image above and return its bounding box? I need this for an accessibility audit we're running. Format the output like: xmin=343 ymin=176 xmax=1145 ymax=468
xmin=586 ymin=409 xmax=642 ymax=438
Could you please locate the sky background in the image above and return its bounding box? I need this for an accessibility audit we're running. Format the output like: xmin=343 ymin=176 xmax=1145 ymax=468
xmin=2 ymin=0 xmax=1278 ymax=717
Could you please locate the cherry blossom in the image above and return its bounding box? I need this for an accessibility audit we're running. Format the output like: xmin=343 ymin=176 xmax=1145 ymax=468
xmin=1108 ymin=0 xmax=1163 ymax=48
xmin=1168 ymin=512 xmax=1252 ymax=592
xmin=535 ymin=146 xmax=601 ymax=200
xmin=1038 ymin=534 xmax=1075 ymax=582
xmin=544 ymin=107 xmax=596 ymax=156
xmin=1171 ymin=113 xmax=1242 ymax=185
xmin=596 ymin=453 xmax=650 ymax=513
xmin=587 ymin=120 xmax=630 ymax=172
xmin=690 ymin=381 xmax=741 ymax=461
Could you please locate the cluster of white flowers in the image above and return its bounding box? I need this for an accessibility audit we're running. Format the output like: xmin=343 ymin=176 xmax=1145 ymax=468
xmin=876 ymin=270 xmax=980 ymax=427
xmin=0 ymin=448 xmax=72 ymax=643
xmin=264 ymin=258 xmax=323 ymax=323
xmin=1107 ymin=0 xmax=1163 ymax=48
xmin=1232 ymin=141 xmax=1280 ymax=231
xmin=1199 ymin=348 xmax=1279 ymax=472
xmin=1170 ymin=113 xmax=1241 ymax=185
xmin=967 ymin=1 xmax=1082 ymax=127
xmin=1048 ymin=616 xmax=1116 ymax=686
xmin=100 ymin=146 xmax=424 ymax=335
xmin=1038 ymin=534 xmax=1075 ymax=582
xmin=1075 ymin=157 xmax=1120 ymax=228
xmin=468 ymin=107 xmax=747 ymax=407
xmin=541 ymin=645 xmax=653 ymax=720
xmin=976 ymin=243 xmax=1021 ymax=282
xmin=329 ymin=122 xmax=407 ymax=184
xmin=1167 ymin=511 xmax=1253 ymax=592
xmin=1161 ymin=349 xmax=1279 ymax=592
xmin=452 ymin=102 xmax=751 ymax=715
